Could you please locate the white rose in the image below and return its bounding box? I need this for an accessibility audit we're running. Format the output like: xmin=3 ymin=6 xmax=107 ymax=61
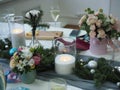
xmin=90 ymin=24 xmax=96 ymax=31
xmin=25 ymin=9 xmax=40 ymax=18
xmin=96 ymin=20 xmax=102 ymax=27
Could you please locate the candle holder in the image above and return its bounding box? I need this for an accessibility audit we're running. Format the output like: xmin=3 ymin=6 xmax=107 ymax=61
xmin=53 ymin=37 xmax=76 ymax=56
xmin=49 ymin=78 xmax=67 ymax=90
xmin=53 ymin=37 xmax=76 ymax=75
xmin=9 ymin=16 xmax=26 ymax=48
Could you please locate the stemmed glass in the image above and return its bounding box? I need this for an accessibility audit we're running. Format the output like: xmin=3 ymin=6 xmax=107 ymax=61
xmin=50 ymin=6 xmax=60 ymax=27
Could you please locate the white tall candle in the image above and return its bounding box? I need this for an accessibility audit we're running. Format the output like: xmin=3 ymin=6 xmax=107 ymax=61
xmin=11 ymin=29 xmax=26 ymax=48
xmin=55 ymin=54 xmax=75 ymax=75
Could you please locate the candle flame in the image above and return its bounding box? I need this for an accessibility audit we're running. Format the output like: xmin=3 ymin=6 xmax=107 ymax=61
xmin=12 ymin=29 xmax=23 ymax=34
xmin=60 ymin=56 xmax=70 ymax=62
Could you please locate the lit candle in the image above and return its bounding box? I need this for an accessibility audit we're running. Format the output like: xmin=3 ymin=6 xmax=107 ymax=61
xmin=11 ymin=29 xmax=26 ymax=48
xmin=55 ymin=54 xmax=75 ymax=75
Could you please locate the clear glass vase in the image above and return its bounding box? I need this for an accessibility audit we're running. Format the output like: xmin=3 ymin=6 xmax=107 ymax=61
xmin=29 ymin=35 xmax=40 ymax=47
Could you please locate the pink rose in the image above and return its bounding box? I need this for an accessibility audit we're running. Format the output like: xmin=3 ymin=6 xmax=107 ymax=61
xmin=113 ymin=20 xmax=120 ymax=32
xmin=32 ymin=55 xmax=41 ymax=65
xmin=89 ymin=31 xmax=96 ymax=38
xmin=90 ymin=25 xmax=96 ymax=31
xmin=96 ymin=20 xmax=102 ymax=27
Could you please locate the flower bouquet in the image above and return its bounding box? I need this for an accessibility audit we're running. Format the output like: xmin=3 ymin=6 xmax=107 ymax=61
xmin=78 ymin=8 xmax=120 ymax=54
xmin=9 ymin=45 xmax=42 ymax=83
xmin=24 ymin=9 xmax=49 ymax=46
xmin=9 ymin=45 xmax=41 ymax=74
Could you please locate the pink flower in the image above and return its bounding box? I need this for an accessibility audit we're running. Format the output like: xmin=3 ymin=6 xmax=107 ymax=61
xmin=113 ymin=20 xmax=120 ymax=32
xmin=32 ymin=55 xmax=41 ymax=65
xmin=89 ymin=31 xmax=96 ymax=38
xmin=90 ymin=25 xmax=96 ymax=31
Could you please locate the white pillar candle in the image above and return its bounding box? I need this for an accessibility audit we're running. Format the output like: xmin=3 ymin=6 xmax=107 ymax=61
xmin=11 ymin=29 xmax=26 ymax=48
xmin=55 ymin=54 xmax=75 ymax=75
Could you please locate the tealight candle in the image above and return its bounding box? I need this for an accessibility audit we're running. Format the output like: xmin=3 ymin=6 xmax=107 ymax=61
xmin=55 ymin=54 xmax=75 ymax=75
xmin=11 ymin=29 xmax=26 ymax=48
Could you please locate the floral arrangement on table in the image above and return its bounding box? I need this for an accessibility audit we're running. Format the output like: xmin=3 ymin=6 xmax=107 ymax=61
xmin=24 ymin=9 xmax=49 ymax=46
xmin=78 ymin=8 xmax=120 ymax=40
xmin=9 ymin=45 xmax=41 ymax=74
xmin=9 ymin=45 xmax=55 ymax=74
xmin=24 ymin=9 xmax=43 ymax=36
xmin=24 ymin=9 xmax=49 ymax=37
xmin=74 ymin=57 xmax=120 ymax=88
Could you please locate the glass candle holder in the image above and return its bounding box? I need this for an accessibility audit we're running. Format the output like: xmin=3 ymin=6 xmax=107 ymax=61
xmin=49 ymin=78 xmax=67 ymax=90
xmin=53 ymin=37 xmax=76 ymax=75
xmin=53 ymin=37 xmax=76 ymax=56
xmin=9 ymin=16 xmax=26 ymax=48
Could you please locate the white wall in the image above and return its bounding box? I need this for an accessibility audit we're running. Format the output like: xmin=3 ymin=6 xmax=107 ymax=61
xmin=0 ymin=0 xmax=119 ymax=25
xmin=110 ymin=0 xmax=120 ymax=19
xmin=0 ymin=0 xmax=56 ymax=22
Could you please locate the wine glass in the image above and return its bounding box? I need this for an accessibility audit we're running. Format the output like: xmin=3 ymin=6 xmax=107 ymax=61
xmin=50 ymin=6 xmax=60 ymax=27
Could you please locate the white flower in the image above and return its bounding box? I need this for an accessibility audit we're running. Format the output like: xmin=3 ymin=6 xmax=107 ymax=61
xmin=28 ymin=59 xmax=35 ymax=66
xmin=16 ymin=64 xmax=23 ymax=71
xmin=25 ymin=9 xmax=40 ymax=18
xmin=21 ymin=48 xmax=33 ymax=59
xmin=90 ymin=24 xmax=96 ymax=31
xmin=86 ymin=15 xmax=98 ymax=25
xmin=111 ymin=18 xmax=116 ymax=24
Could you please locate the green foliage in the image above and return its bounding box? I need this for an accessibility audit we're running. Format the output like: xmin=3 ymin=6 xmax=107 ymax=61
xmin=74 ymin=57 xmax=120 ymax=88
xmin=0 ymin=38 xmax=12 ymax=59
xmin=30 ymin=46 xmax=55 ymax=72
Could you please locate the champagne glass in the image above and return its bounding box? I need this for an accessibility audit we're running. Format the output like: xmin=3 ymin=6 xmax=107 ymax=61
xmin=50 ymin=6 xmax=60 ymax=27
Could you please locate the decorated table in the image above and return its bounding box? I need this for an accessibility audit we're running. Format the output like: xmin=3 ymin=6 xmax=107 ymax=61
xmin=0 ymin=24 xmax=120 ymax=90
xmin=0 ymin=8 xmax=120 ymax=90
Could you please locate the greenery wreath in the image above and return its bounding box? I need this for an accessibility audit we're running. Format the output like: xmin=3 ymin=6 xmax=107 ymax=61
xmin=74 ymin=57 xmax=120 ymax=88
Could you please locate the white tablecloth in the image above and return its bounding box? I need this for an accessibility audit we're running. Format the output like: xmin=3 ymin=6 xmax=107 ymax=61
xmin=7 ymin=79 xmax=83 ymax=90
xmin=6 ymin=25 xmax=120 ymax=90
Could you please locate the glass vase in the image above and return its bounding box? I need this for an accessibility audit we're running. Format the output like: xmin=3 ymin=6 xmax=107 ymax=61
xmin=28 ymin=28 xmax=41 ymax=47
xmin=29 ymin=35 xmax=40 ymax=47
xmin=89 ymin=37 xmax=107 ymax=55
xmin=20 ymin=70 xmax=36 ymax=84
xmin=9 ymin=16 xmax=26 ymax=48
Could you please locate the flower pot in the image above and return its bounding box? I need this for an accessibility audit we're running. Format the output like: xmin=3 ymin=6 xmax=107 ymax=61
xmin=89 ymin=38 xmax=107 ymax=55
xmin=20 ymin=70 xmax=36 ymax=84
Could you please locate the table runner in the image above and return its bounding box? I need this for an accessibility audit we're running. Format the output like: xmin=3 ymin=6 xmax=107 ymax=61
xmin=0 ymin=55 xmax=120 ymax=90
xmin=37 ymin=55 xmax=120 ymax=90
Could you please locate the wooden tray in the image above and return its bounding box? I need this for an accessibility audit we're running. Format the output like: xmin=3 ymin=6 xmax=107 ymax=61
xmin=25 ymin=31 xmax=63 ymax=40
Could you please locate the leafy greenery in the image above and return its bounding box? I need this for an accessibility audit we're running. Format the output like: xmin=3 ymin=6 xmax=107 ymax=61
xmin=0 ymin=38 xmax=12 ymax=59
xmin=30 ymin=46 xmax=55 ymax=72
xmin=74 ymin=57 xmax=120 ymax=88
